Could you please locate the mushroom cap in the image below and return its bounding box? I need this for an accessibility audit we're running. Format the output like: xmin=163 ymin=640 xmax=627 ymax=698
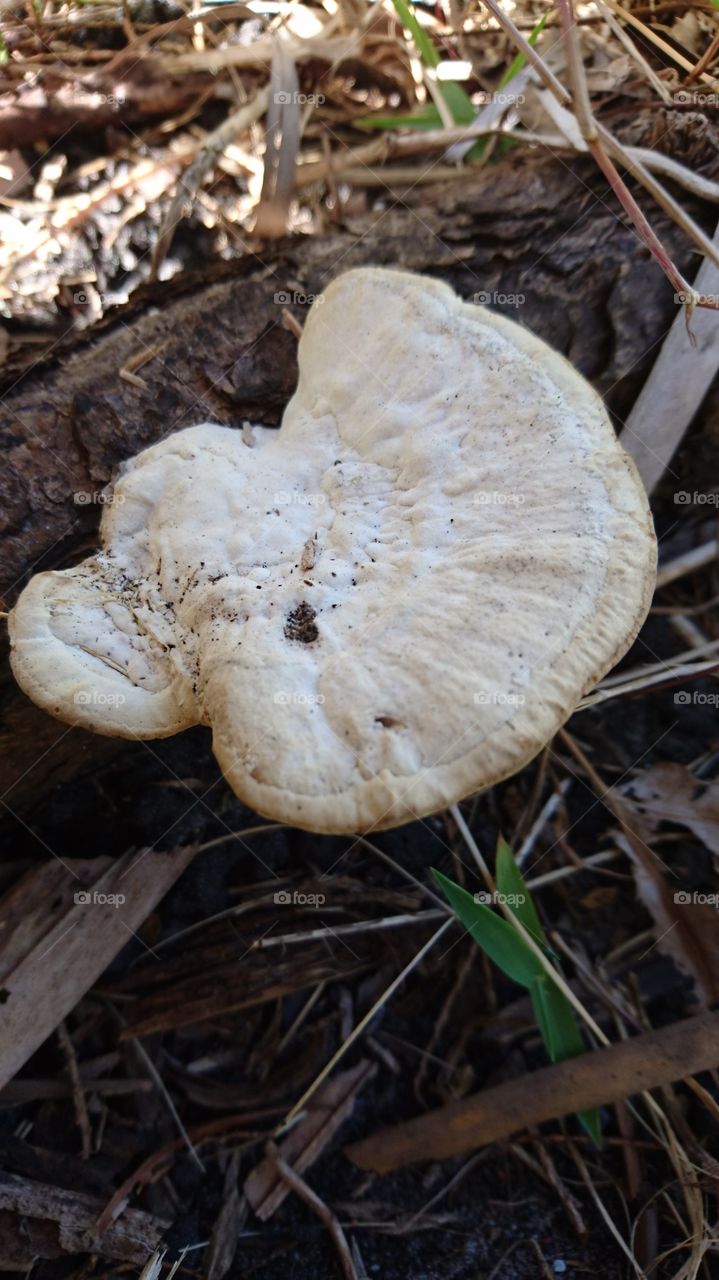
xmin=9 ymin=268 xmax=656 ymax=833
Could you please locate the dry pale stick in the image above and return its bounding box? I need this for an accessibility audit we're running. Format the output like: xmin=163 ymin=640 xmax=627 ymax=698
xmin=622 ymin=220 xmax=719 ymax=493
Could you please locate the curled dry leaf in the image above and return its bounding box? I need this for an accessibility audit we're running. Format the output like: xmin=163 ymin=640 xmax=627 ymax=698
xmin=621 ymin=761 xmax=719 ymax=856
xmin=619 ymin=763 xmax=719 ymax=1006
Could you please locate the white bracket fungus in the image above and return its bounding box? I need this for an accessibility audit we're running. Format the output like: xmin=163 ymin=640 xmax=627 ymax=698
xmin=9 ymin=268 xmax=657 ymax=833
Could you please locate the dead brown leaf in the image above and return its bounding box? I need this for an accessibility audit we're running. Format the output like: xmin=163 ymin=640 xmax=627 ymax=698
xmin=618 ymin=829 xmax=719 ymax=1006
xmin=618 ymin=762 xmax=719 ymax=1004
xmin=621 ymin=761 xmax=719 ymax=856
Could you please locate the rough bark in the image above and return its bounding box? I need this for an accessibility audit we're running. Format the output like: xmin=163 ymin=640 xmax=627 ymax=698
xmin=0 ymin=150 xmax=713 ymax=810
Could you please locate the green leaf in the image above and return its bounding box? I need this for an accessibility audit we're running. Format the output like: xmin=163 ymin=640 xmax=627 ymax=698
xmin=461 ymin=6 xmax=550 ymax=162
xmin=498 ymin=8 xmax=551 ymax=90
xmin=435 ymin=850 xmax=601 ymax=1146
xmin=530 ymin=974 xmax=583 ymax=1063
xmin=432 ymin=868 xmax=544 ymax=988
xmin=392 ymin=0 xmax=440 ymax=67
xmin=495 ymin=837 xmax=546 ymax=948
xmin=356 ymin=105 xmax=443 ymax=132
xmin=531 ymin=975 xmax=602 ymax=1145
xmin=390 ymin=0 xmax=475 ymax=127
xmin=436 ymin=81 xmax=476 ymax=126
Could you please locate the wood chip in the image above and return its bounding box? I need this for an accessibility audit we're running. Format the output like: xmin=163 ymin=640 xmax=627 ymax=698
xmin=245 ymin=1060 xmax=375 ymax=1219
xmin=0 ymin=844 xmax=199 ymax=1091
xmin=0 ymin=1171 xmax=169 ymax=1266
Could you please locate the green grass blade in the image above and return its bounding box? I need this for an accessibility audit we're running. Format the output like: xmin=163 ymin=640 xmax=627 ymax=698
xmin=392 ymin=0 xmax=439 ymax=67
xmin=497 ymin=8 xmax=550 ymax=89
xmin=495 ymin=837 xmax=546 ymax=947
xmin=356 ymin=106 xmax=443 ymax=131
xmin=436 ymin=861 xmax=602 ymax=1145
xmin=391 ymin=0 xmax=475 ymax=126
xmin=432 ymin=868 xmax=544 ymax=988
xmin=577 ymin=1104 xmax=603 ymax=1146
xmin=530 ymin=974 xmax=584 ymax=1062
xmin=531 ymin=975 xmax=602 ymax=1145
xmin=437 ymin=81 xmax=476 ymax=125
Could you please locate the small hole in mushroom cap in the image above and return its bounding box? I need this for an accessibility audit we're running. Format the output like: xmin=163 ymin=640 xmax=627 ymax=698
xmin=375 ymin=715 xmax=405 ymax=729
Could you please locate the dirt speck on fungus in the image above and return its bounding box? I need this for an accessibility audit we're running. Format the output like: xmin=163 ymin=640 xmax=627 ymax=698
xmin=284 ymin=601 xmax=319 ymax=644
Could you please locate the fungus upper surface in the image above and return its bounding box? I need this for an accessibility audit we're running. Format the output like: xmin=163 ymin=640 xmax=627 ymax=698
xmin=9 ymin=268 xmax=657 ymax=833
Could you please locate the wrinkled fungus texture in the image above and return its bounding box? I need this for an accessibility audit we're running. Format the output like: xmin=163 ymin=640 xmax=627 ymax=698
xmin=10 ymin=268 xmax=656 ymax=832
